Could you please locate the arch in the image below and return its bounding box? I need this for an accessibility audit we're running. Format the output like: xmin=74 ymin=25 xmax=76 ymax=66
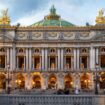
xmin=80 ymin=73 xmax=90 ymax=89
xmin=101 ymin=47 xmax=105 ymax=52
xmin=48 ymin=74 xmax=57 ymax=89
xmin=64 ymin=74 xmax=73 ymax=89
xmin=99 ymin=72 xmax=105 ymax=89
xmin=0 ymin=48 xmax=5 ymax=52
xmin=18 ymin=48 xmax=24 ymax=53
xmin=32 ymin=75 xmax=41 ymax=89
xmin=0 ymin=73 xmax=6 ymax=89
xmin=15 ymin=73 xmax=25 ymax=89
xmin=50 ymin=48 xmax=56 ymax=53
xmin=81 ymin=48 xmax=87 ymax=53
xmin=34 ymin=48 xmax=40 ymax=53
xmin=66 ymin=48 xmax=71 ymax=53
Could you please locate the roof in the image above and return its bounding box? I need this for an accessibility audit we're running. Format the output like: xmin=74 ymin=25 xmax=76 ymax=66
xmin=31 ymin=5 xmax=75 ymax=27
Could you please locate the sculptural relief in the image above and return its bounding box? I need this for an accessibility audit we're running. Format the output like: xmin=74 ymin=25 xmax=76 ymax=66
xmin=32 ymin=32 xmax=43 ymax=40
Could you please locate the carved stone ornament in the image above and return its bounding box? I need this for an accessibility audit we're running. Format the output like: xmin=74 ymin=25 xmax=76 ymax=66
xmin=63 ymin=32 xmax=74 ymax=38
xmin=48 ymin=32 xmax=59 ymax=38
xmin=32 ymin=32 xmax=42 ymax=38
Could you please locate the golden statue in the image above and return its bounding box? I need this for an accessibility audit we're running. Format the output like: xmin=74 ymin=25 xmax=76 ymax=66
xmin=95 ymin=9 xmax=105 ymax=24
xmin=0 ymin=9 xmax=11 ymax=25
xmin=98 ymin=9 xmax=104 ymax=17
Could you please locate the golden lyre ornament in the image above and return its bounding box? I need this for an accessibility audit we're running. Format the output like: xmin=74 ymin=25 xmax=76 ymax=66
xmin=95 ymin=9 xmax=105 ymax=24
xmin=0 ymin=9 xmax=11 ymax=25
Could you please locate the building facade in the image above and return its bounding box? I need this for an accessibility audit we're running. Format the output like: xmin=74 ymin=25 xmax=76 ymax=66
xmin=0 ymin=6 xmax=105 ymax=93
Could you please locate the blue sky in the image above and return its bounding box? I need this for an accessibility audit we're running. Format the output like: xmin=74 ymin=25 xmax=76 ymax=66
xmin=0 ymin=0 xmax=105 ymax=26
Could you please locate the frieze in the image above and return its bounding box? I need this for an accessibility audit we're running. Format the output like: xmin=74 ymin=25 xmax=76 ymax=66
xmin=32 ymin=32 xmax=43 ymax=40
xmin=79 ymin=31 xmax=96 ymax=40
xmin=47 ymin=32 xmax=60 ymax=39
xmin=17 ymin=32 xmax=28 ymax=40
xmin=62 ymin=32 xmax=75 ymax=40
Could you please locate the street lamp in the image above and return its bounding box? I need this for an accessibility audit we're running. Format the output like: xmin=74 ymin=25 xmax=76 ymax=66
xmin=7 ymin=63 xmax=10 ymax=94
xmin=94 ymin=63 xmax=100 ymax=95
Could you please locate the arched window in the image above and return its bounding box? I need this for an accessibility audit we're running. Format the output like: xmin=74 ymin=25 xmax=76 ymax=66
xmin=48 ymin=74 xmax=57 ymax=89
xmin=64 ymin=74 xmax=73 ymax=89
xmin=0 ymin=48 xmax=5 ymax=52
xmin=34 ymin=49 xmax=40 ymax=53
xmin=18 ymin=48 xmax=24 ymax=53
xmin=81 ymin=48 xmax=87 ymax=53
xmin=101 ymin=47 xmax=105 ymax=52
xmin=50 ymin=48 xmax=56 ymax=53
xmin=32 ymin=75 xmax=41 ymax=89
xmin=66 ymin=48 xmax=71 ymax=53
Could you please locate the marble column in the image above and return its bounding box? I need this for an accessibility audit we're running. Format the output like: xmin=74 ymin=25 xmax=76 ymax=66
xmin=10 ymin=48 xmax=13 ymax=70
xmin=41 ymin=48 xmax=45 ymax=70
xmin=96 ymin=47 xmax=99 ymax=64
xmin=61 ymin=48 xmax=64 ymax=70
xmin=74 ymin=48 xmax=77 ymax=70
xmin=29 ymin=48 xmax=32 ymax=71
xmin=12 ymin=45 xmax=16 ymax=70
xmin=6 ymin=48 xmax=10 ymax=65
xmin=58 ymin=48 xmax=61 ymax=70
xmin=77 ymin=48 xmax=80 ymax=70
xmin=90 ymin=47 xmax=95 ymax=70
xmin=45 ymin=48 xmax=48 ymax=70
xmin=26 ymin=48 xmax=29 ymax=71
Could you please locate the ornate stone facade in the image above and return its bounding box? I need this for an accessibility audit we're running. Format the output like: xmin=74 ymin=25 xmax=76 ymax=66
xmin=0 ymin=6 xmax=105 ymax=94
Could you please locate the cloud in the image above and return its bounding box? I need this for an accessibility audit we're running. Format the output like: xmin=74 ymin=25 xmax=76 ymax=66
xmin=0 ymin=0 xmax=105 ymax=26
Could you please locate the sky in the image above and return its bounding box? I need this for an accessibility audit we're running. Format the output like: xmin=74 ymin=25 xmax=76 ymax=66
xmin=0 ymin=0 xmax=105 ymax=26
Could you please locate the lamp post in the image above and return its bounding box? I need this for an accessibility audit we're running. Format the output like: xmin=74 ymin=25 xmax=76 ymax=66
xmin=7 ymin=63 xmax=10 ymax=94
xmin=94 ymin=63 xmax=100 ymax=95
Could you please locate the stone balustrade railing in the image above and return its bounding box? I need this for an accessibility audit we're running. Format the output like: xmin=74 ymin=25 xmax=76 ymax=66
xmin=0 ymin=95 xmax=105 ymax=105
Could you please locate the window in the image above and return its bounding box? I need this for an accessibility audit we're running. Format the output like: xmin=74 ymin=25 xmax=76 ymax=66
xmin=0 ymin=48 xmax=5 ymax=52
xmin=81 ymin=48 xmax=87 ymax=53
xmin=66 ymin=48 xmax=71 ymax=53
xmin=18 ymin=56 xmax=24 ymax=69
xmin=50 ymin=57 xmax=56 ymax=69
xmin=0 ymin=56 xmax=5 ymax=68
xmin=34 ymin=57 xmax=40 ymax=69
xmin=101 ymin=55 xmax=105 ymax=68
xmin=65 ymin=57 xmax=71 ymax=69
xmin=34 ymin=49 xmax=40 ymax=53
xmin=81 ymin=56 xmax=87 ymax=68
xmin=50 ymin=48 xmax=56 ymax=53
xmin=18 ymin=48 xmax=24 ymax=53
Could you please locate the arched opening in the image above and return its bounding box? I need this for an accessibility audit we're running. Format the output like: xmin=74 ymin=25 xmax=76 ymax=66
xmin=64 ymin=74 xmax=73 ymax=89
xmin=48 ymin=74 xmax=57 ymax=89
xmin=80 ymin=73 xmax=90 ymax=89
xmin=0 ymin=73 xmax=6 ymax=89
xmin=99 ymin=72 xmax=105 ymax=89
xmin=32 ymin=75 xmax=41 ymax=89
xmin=15 ymin=73 xmax=25 ymax=89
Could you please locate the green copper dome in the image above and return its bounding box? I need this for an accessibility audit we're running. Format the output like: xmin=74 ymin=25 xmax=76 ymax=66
xmin=31 ymin=5 xmax=75 ymax=27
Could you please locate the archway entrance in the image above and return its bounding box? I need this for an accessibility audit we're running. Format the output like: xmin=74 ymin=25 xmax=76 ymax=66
xmin=0 ymin=73 xmax=6 ymax=89
xmin=80 ymin=73 xmax=90 ymax=89
xmin=64 ymin=74 xmax=73 ymax=89
xmin=32 ymin=75 xmax=41 ymax=89
xmin=15 ymin=73 xmax=25 ymax=89
xmin=99 ymin=72 xmax=105 ymax=89
xmin=48 ymin=74 xmax=57 ymax=89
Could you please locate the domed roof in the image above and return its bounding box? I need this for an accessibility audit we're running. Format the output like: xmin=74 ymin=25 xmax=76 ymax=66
xmin=31 ymin=5 xmax=75 ymax=27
